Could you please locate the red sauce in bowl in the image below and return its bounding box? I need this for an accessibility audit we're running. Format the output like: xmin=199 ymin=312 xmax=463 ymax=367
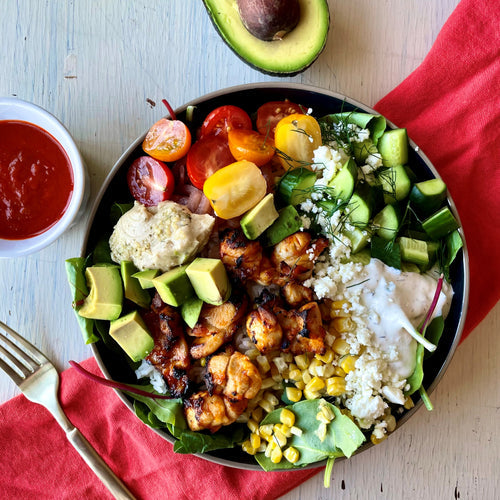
xmin=0 ymin=120 xmax=74 ymax=240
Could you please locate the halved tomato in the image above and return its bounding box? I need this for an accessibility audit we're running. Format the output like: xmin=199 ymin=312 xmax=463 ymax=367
xmin=227 ymin=129 xmax=275 ymax=167
xmin=127 ymin=156 xmax=175 ymax=206
xmin=199 ymin=105 xmax=252 ymax=140
xmin=142 ymin=118 xmax=191 ymax=162
xmin=256 ymin=100 xmax=304 ymax=138
xmin=186 ymin=135 xmax=235 ymax=189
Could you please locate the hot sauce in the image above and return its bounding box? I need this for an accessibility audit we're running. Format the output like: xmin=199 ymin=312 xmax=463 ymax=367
xmin=0 ymin=120 xmax=74 ymax=240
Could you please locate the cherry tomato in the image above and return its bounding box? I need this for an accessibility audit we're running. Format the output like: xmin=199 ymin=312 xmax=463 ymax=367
xmin=199 ymin=105 xmax=252 ymax=140
xmin=256 ymin=100 xmax=304 ymax=138
xmin=227 ymin=129 xmax=275 ymax=167
xmin=142 ymin=118 xmax=191 ymax=162
xmin=127 ymin=156 xmax=175 ymax=206
xmin=186 ymin=135 xmax=235 ymax=189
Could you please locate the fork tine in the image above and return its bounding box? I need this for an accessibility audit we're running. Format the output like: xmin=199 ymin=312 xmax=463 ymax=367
xmin=0 ymin=347 xmax=25 ymax=385
xmin=0 ymin=321 xmax=48 ymax=365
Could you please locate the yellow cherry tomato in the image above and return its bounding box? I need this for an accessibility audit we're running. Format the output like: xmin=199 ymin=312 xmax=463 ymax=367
xmin=203 ymin=160 xmax=267 ymax=219
xmin=274 ymin=113 xmax=322 ymax=170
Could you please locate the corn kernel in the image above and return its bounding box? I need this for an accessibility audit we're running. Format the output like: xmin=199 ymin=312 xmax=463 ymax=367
xmin=305 ymin=376 xmax=325 ymax=393
xmin=386 ymin=414 xmax=397 ymax=433
xmin=261 ymin=377 xmax=276 ymax=390
xmin=290 ymin=425 xmax=303 ymax=436
xmin=250 ymin=432 xmax=261 ymax=449
xmin=247 ymin=419 xmax=259 ymax=434
xmin=280 ymin=408 xmax=296 ymax=427
xmin=302 ymin=370 xmax=312 ymax=385
xmin=265 ymin=439 xmax=276 ymax=457
xmin=273 ymin=356 xmax=288 ymax=373
xmin=315 ymin=422 xmax=328 ymax=442
xmin=320 ymin=404 xmax=336 ymax=422
xmin=270 ymin=445 xmax=283 ymax=464
xmin=326 ymin=377 xmax=346 ymax=396
xmin=280 ymin=424 xmax=292 ymax=438
xmin=332 ymin=317 xmax=355 ymax=333
xmin=242 ymin=440 xmax=256 ymax=455
xmin=273 ymin=428 xmax=287 ymax=448
xmin=371 ymin=433 xmax=388 ymax=445
xmin=282 ymin=352 xmax=293 ymax=363
xmin=295 ymin=380 xmax=305 ymax=390
xmin=340 ymin=355 xmax=359 ymax=374
xmin=404 ymin=396 xmax=415 ymax=410
xmin=322 ymin=364 xmax=335 ymax=378
xmin=256 ymin=355 xmax=271 ymax=373
xmin=315 ymin=348 xmax=334 ymax=364
xmin=251 ymin=406 xmax=263 ymax=422
xmin=294 ymin=354 xmax=309 ymax=370
xmin=330 ymin=300 xmax=351 ymax=317
xmin=245 ymin=348 xmax=260 ymax=360
xmin=316 ymin=411 xmax=331 ymax=424
xmin=332 ymin=338 xmax=350 ymax=356
xmin=303 ymin=388 xmax=320 ymax=400
xmin=283 ymin=446 xmax=300 ymax=464
xmin=285 ymin=387 xmax=302 ymax=403
xmin=264 ymin=391 xmax=279 ymax=406
xmin=256 ymin=443 xmax=267 ymax=453
xmin=289 ymin=368 xmax=302 ymax=382
xmin=333 ymin=366 xmax=346 ymax=377
xmin=308 ymin=358 xmax=323 ymax=376
xmin=259 ymin=424 xmax=273 ymax=441
xmin=258 ymin=399 xmax=274 ymax=413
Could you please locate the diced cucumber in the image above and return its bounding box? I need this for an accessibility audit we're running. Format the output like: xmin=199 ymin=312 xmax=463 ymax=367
xmin=342 ymin=226 xmax=371 ymax=253
xmin=409 ymin=178 xmax=447 ymax=216
xmin=378 ymin=128 xmax=408 ymax=167
xmin=327 ymin=158 xmax=358 ymax=202
xmin=398 ymin=237 xmax=431 ymax=266
xmin=422 ymin=207 xmax=460 ymax=240
xmin=378 ymin=164 xmax=411 ymax=204
xmin=372 ymin=204 xmax=401 ymax=240
xmin=343 ymin=247 xmax=371 ymax=265
xmin=347 ymin=181 xmax=374 ymax=228
xmin=278 ymin=168 xmax=317 ymax=206
xmin=353 ymin=138 xmax=378 ymax=165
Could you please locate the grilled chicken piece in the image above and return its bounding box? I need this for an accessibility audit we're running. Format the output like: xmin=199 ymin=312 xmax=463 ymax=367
xmin=189 ymin=331 xmax=226 ymax=360
xmin=281 ymin=282 xmax=314 ymax=307
xmin=246 ymin=306 xmax=283 ymax=354
xmin=205 ymin=351 xmax=262 ymax=401
xmin=275 ymin=302 xmax=326 ymax=355
xmin=271 ymin=231 xmax=329 ymax=283
xmin=143 ymin=300 xmax=192 ymax=398
xmin=184 ymin=391 xmax=248 ymax=432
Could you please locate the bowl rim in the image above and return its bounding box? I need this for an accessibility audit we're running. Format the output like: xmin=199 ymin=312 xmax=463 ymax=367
xmin=84 ymin=82 xmax=470 ymax=471
xmin=0 ymin=96 xmax=88 ymax=258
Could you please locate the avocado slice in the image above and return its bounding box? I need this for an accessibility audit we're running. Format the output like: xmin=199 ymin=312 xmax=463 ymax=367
xmin=78 ymin=265 xmax=123 ymax=321
xmin=203 ymin=0 xmax=330 ymax=76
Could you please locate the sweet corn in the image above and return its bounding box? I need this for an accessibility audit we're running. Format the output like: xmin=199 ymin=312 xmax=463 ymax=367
xmin=316 ymin=411 xmax=331 ymax=424
xmin=340 ymin=354 xmax=358 ymax=374
xmin=259 ymin=424 xmax=273 ymax=441
xmin=322 ymin=364 xmax=335 ymax=378
xmin=256 ymin=355 xmax=271 ymax=373
xmin=245 ymin=348 xmax=260 ymax=360
xmin=251 ymin=406 xmax=263 ymax=422
xmin=308 ymin=358 xmax=323 ymax=376
xmin=250 ymin=433 xmax=261 ymax=449
xmin=258 ymin=399 xmax=274 ymax=413
xmin=280 ymin=408 xmax=296 ymax=427
xmin=261 ymin=377 xmax=276 ymax=390
xmin=289 ymin=368 xmax=302 ymax=382
xmin=295 ymin=380 xmax=306 ymax=390
xmin=330 ymin=300 xmax=351 ymax=317
xmin=247 ymin=419 xmax=259 ymax=434
xmin=285 ymin=387 xmax=302 ymax=403
xmin=320 ymin=403 xmax=336 ymax=422
xmin=315 ymin=348 xmax=334 ymax=364
xmin=303 ymin=388 xmax=320 ymax=400
xmin=333 ymin=366 xmax=346 ymax=377
xmin=386 ymin=414 xmax=397 ymax=433
xmin=315 ymin=422 xmax=328 ymax=442
xmin=270 ymin=445 xmax=283 ymax=464
xmin=332 ymin=317 xmax=355 ymax=333
xmin=242 ymin=440 xmax=256 ymax=455
xmin=290 ymin=426 xmax=303 ymax=436
xmin=294 ymin=354 xmax=309 ymax=370
xmin=332 ymin=338 xmax=350 ymax=356
xmin=273 ymin=356 xmax=288 ymax=373
xmin=280 ymin=424 xmax=293 ymax=438
xmin=283 ymin=446 xmax=300 ymax=464
xmin=326 ymin=377 xmax=347 ymax=396
xmin=404 ymin=396 xmax=415 ymax=410
xmin=305 ymin=376 xmax=325 ymax=393
xmin=371 ymin=432 xmax=388 ymax=445
xmin=273 ymin=428 xmax=287 ymax=448
xmin=265 ymin=439 xmax=277 ymax=457
xmin=302 ymin=370 xmax=312 ymax=385
xmin=282 ymin=352 xmax=294 ymax=363
xmin=264 ymin=391 xmax=279 ymax=406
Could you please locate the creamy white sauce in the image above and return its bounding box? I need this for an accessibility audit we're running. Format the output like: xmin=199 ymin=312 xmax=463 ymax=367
xmin=347 ymin=258 xmax=453 ymax=379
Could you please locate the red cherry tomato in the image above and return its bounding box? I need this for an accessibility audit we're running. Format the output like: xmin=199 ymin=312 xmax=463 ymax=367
xmin=256 ymin=100 xmax=304 ymax=138
xmin=199 ymin=105 xmax=252 ymax=140
xmin=227 ymin=129 xmax=275 ymax=166
xmin=127 ymin=156 xmax=175 ymax=206
xmin=186 ymin=135 xmax=235 ymax=189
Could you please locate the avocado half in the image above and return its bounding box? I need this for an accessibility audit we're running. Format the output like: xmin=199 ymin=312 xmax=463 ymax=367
xmin=203 ymin=0 xmax=330 ymax=77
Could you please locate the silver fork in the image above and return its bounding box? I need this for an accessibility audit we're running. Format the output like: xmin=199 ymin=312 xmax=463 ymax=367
xmin=0 ymin=321 xmax=136 ymax=500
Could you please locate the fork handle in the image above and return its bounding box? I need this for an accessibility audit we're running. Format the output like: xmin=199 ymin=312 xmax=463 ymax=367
xmin=66 ymin=427 xmax=136 ymax=499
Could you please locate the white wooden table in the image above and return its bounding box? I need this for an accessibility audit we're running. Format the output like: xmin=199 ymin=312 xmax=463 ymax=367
xmin=1 ymin=1 xmax=499 ymax=498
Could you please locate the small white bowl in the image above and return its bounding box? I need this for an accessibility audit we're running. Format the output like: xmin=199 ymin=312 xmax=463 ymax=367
xmin=0 ymin=97 xmax=89 ymax=257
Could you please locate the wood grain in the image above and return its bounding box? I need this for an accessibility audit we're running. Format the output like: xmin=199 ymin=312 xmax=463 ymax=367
xmin=1 ymin=1 xmax=498 ymax=499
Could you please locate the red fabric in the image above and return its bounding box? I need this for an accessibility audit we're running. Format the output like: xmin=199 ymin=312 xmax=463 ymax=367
xmin=1 ymin=0 xmax=499 ymax=497
xmin=374 ymin=0 xmax=500 ymax=340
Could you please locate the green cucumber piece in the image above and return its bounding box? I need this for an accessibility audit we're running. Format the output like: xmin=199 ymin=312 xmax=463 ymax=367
xmin=343 ymin=247 xmax=371 ymax=265
xmin=422 ymin=207 xmax=460 ymax=240
xmin=353 ymin=138 xmax=379 ymax=165
xmin=398 ymin=237 xmax=430 ymax=266
xmin=347 ymin=181 xmax=374 ymax=228
xmin=278 ymin=168 xmax=317 ymax=206
xmin=378 ymin=128 xmax=408 ymax=167
xmin=409 ymin=178 xmax=447 ymax=216
xmin=327 ymin=158 xmax=358 ymax=202
xmin=342 ymin=227 xmax=371 ymax=253
xmin=372 ymin=204 xmax=401 ymax=240
xmin=378 ymin=164 xmax=411 ymax=204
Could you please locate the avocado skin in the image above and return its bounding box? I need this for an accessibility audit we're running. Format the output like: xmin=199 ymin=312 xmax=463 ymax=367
xmin=203 ymin=0 xmax=330 ymax=77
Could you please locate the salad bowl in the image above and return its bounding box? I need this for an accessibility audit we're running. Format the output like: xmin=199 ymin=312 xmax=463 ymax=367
xmin=80 ymin=83 xmax=469 ymax=470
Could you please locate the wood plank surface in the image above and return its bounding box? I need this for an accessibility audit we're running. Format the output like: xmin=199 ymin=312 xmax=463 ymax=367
xmin=1 ymin=1 xmax=499 ymax=499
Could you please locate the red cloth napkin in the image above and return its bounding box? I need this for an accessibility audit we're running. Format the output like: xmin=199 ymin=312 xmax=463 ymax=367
xmin=1 ymin=0 xmax=499 ymax=498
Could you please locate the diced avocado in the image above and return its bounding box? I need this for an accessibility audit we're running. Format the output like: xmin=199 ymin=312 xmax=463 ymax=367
xmin=342 ymin=226 xmax=370 ymax=253
xmin=241 ymin=193 xmax=279 ymax=240
xmin=78 ymin=265 xmax=123 ymax=320
xmin=181 ymin=296 xmax=204 ymax=328
xmin=327 ymin=157 xmax=358 ymax=202
xmin=378 ymin=128 xmax=408 ymax=167
xmin=186 ymin=258 xmax=231 ymax=306
xmin=120 ymin=261 xmax=151 ymax=309
xmin=378 ymin=164 xmax=411 ymax=204
xmin=372 ymin=204 xmax=401 ymax=241
xmin=203 ymin=0 xmax=330 ymax=76
xmin=152 ymin=265 xmax=195 ymax=307
xmin=132 ymin=269 xmax=160 ymax=289
xmin=264 ymin=205 xmax=302 ymax=246
xmin=109 ymin=310 xmax=154 ymax=362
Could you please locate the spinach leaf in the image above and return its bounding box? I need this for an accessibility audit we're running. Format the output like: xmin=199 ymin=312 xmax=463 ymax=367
xmin=370 ymin=235 xmax=401 ymax=269
xmin=92 ymin=237 xmax=113 ymax=264
xmin=443 ymin=230 xmax=463 ymax=280
xmin=256 ymin=399 xmax=365 ymax=471
xmin=65 ymin=257 xmax=98 ymax=344
xmin=171 ymin=424 xmax=246 ymax=454
xmin=110 ymin=202 xmax=133 ymax=225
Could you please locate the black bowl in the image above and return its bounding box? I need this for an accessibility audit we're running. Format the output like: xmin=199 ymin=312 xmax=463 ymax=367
xmin=82 ymin=83 xmax=469 ymax=470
